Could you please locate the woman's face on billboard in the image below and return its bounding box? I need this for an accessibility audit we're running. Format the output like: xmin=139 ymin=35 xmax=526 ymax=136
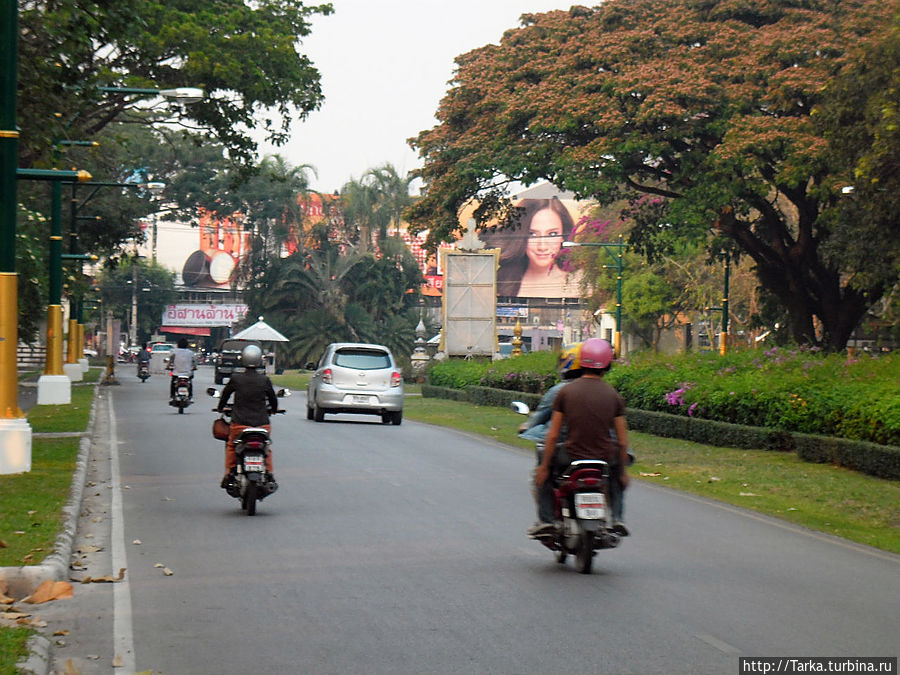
xmin=526 ymin=208 xmax=564 ymax=270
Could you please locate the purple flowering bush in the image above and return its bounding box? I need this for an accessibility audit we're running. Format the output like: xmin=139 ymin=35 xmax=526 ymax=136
xmin=605 ymin=348 xmax=900 ymax=446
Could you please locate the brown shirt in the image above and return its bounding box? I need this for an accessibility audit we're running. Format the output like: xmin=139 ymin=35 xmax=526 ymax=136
xmin=552 ymin=376 xmax=625 ymax=462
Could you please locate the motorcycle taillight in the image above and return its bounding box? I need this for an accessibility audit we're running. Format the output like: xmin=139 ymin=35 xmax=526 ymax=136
xmin=244 ymin=440 xmax=265 ymax=451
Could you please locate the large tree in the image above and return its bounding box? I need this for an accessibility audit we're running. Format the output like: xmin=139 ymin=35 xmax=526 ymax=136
xmin=409 ymin=0 xmax=899 ymax=351
xmin=18 ymin=0 xmax=333 ymax=169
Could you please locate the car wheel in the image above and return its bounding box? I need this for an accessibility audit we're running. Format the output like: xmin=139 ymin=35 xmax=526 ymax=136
xmin=381 ymin=413 xmax=391 ymax=424
xmin=313 ymin=404 xmax=325 ymax=423
xmin=214 ymin=373 xmax=222 ymax=385
xmin=307 ymin=405 xmax=314 ymax=420
xmin=391 ymin=410 xmax=403 ymax=426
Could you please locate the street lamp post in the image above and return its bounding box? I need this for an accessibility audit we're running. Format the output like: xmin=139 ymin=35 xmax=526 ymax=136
xmin=562 ymin=236 xmax=627 ymax=356
xmin=0 ymin=0 xmax=32 ymax=473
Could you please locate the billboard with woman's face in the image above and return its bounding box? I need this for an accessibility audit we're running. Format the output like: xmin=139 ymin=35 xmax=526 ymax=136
xmin=476 ymin=198 xmax=582 ymax=298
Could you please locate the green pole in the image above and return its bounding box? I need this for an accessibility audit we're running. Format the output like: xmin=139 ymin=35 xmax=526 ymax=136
xmin=0 ymin=0 xmax=22 ymax=419
xmin=720 ymin=253 xmax=730 ymax=355
xmin=614 ymin=235 xmax=624 ymax=357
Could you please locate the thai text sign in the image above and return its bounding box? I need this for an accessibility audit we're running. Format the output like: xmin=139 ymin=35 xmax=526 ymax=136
xmin=162 ymin=304 xmax=249 ymax=327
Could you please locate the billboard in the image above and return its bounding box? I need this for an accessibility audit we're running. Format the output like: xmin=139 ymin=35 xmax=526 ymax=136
xmin=474 ymin=197 xmax=583 ymax=298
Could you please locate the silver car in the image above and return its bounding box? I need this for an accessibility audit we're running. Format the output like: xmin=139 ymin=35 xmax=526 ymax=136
xmin=306 ymin=343 xmax=404 ymax=425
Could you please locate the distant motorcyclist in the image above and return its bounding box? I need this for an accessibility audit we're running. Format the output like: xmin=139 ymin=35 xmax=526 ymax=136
xmin=167 ymin=337 xmax=197 ymax=399
xmin=136 ymin=342 xmax=151 ymax=367
xmin=217 ymin=343 xmax=279 ymax=490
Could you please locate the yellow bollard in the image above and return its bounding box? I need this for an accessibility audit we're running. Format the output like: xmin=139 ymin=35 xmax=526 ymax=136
xmin=0 ymin=273 xmax=24 ymax=418
xmin=43 ymin=305 xmax=64 ymax=375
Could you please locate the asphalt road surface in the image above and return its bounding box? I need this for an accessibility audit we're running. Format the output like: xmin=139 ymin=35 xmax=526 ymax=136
xmin=37 ymin=365 xmax=899 ymax=674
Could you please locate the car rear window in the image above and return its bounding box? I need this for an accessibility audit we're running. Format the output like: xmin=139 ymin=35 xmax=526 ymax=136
xmin=333 ymin=349 xmax=391 ymax=370
xmin=221 ymin=340 xmax=259 ymax=352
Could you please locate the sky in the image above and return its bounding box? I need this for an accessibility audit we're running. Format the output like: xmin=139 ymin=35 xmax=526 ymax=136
xmin=253 ymin=0 xmax=573 ymax=195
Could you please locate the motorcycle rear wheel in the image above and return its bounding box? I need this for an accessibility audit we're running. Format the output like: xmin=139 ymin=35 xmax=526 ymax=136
xmin=575 ymin=531 xmax=594 ymax=574
xmin=243 ymin=482 xmax=258 ymax=516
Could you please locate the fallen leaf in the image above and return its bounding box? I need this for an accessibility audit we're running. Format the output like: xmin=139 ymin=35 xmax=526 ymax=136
xmin=788 ymin=507 xmax=798 ymax=511
xmin=14 ymin=531 xmax=25 ymax=535
xmin=91 ymin=517 xmax=103 ymax=523
xmin=0 ymin=539 xmax=6 ymax=548
xmin=161 ymin=497 xmax=173 ymax=501
xmin=112 ymin=653 xmax=124 ymax=667
xmin=154 ymin=563 xmax=165 ymax=568
xmin=162 ymin=568 xmax=173 ymax=576
xmin=132 ymin=539 xmax=142 ymax=545
xmin=708 ymin=476 xmax=721 ymax=483
xmin=0 ymin=593 xmax=15 ymax=605
xmin=87 ymin=654 xmax=100 ymax=660
xmin=64 ymin=658 xmax=81 ymax=675
xmin=739 ymin=492 xmax=758 ymax=497
xmin=54 ymin=629 xmax=69 ymax=636
xmin=639 ymin=472 xmax=661 ymax=477
xmin=2 ymin=611 xmax=30 ymax=620
xmin=27 ymin=510 xmax=37 ymax=515
xmin=22 ymin=580 xmax=74 ymax=604
xmin=77 ymin=545 xmax=103 ymax=554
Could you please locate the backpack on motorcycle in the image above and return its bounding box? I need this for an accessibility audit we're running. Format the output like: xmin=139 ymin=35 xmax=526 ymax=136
xmin=212 ymin=417 xmax=230 ymax=440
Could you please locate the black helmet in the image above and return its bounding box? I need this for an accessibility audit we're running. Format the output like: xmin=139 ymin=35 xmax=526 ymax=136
xmin=241 ymin=344 xmax=263 ymax=368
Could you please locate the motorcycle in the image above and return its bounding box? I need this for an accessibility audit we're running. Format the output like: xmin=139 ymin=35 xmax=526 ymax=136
xmin=512 ymin=401 xmax=622 ymax=574
xmin=208 ymin=387 xmax=288 ymax=516
xmin=137 ymin=361 xmax=150 ymax=382
xmin=169 ymin=375 xmax=193 ymax=413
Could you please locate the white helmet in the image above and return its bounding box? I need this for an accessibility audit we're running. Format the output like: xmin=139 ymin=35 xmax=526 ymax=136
xmin=241 ymin=344 xmax=263 ymax=368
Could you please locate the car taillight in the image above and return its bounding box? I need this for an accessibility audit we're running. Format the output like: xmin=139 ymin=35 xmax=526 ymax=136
xmin=322 ymin=368 xmax=333 ymax=384
xmin=390 ymin=371 xmax=402 ymax=387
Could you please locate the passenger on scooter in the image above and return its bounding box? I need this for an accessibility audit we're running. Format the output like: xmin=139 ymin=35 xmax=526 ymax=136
xmin=521 ymin=343 xmax=582 ymax=533
xmin=534 ymin=338 xmax=631 ymax=537
xmin=217 ymin=344 xmax=279 ymax=490
xmin=167 ymin=338 xmax=197 ymax=398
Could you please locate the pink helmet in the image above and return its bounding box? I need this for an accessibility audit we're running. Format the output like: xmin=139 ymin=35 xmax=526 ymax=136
xmin=579 ymin=338 xmax=614 ymax=369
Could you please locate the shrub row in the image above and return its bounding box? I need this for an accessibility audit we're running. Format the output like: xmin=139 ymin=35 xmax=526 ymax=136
xmin=426 ymin=348 xmax=900 ymax=446
xmin=423 ymin=364 xmax=900 ymax=481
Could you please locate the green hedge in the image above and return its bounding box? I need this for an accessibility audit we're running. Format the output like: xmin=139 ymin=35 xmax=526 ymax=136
xmin=423 ymin=381 xmax=900 ymax=480
xmin=426 ymin=348 xmax=900 ymax=446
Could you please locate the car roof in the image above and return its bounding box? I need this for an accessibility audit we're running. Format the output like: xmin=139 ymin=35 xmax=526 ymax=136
xmin=328 ymin=342 xmax=392 ymax=352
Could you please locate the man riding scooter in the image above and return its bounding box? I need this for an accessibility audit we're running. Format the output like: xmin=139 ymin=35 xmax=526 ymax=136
xmin=167 ymin=337 xmax=197 ymax=400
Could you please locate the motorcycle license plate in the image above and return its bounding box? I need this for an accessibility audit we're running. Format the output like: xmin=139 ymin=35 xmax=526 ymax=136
xmin=574 ymin=493 xmax=606 ymax=519
xmin=244 ymin=455 xmax=265 ymax=472
xmin=177 ymin=387 xmax=189 ymax=395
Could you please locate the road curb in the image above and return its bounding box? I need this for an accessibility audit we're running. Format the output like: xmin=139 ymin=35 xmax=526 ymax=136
xmin=15 ymin=633 xmax=51 ymax=674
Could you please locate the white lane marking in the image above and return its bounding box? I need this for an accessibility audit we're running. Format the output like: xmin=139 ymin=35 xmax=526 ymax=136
xmin=108 ymin=393 xmax=136 ymax=674
xmin=694 ymin=632 xmax=741 ymax=654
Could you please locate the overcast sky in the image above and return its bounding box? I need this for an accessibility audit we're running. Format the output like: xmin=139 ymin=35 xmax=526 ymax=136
xmin=253 ymin=0 xmax=572 ymax=194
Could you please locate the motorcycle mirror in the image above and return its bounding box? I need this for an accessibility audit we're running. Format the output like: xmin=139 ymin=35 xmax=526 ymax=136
xmin=206 ymin=387 xmax=220 ymax=398
xmin=510 ymin=401 xmax=530 ymax=415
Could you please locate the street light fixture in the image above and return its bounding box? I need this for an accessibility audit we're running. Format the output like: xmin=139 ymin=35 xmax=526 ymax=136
xmin=562 ymin=237 xmax=627 ymax=356
xmin=99 ymin=86 xmax=205 ymax=105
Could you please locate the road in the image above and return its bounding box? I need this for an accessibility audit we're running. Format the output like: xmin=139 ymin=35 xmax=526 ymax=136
xmin=37 ymin=365 xmax=899 ymax=674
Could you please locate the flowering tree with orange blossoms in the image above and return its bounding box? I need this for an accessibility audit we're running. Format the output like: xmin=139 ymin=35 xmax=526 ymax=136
xmin=408 ymin=0 xmax=900 ymax=351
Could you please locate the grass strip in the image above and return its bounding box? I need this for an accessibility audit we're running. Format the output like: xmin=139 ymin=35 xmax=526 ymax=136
xmin=0 ymin=626 xmax=33 ymax=674
xmin=26 ymin=383 xmax=94 ymax=433
xmin=403 ymin=395 xmax=900 ymax=554
xmin=0 ymin=437 xmax=82 ymax=567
